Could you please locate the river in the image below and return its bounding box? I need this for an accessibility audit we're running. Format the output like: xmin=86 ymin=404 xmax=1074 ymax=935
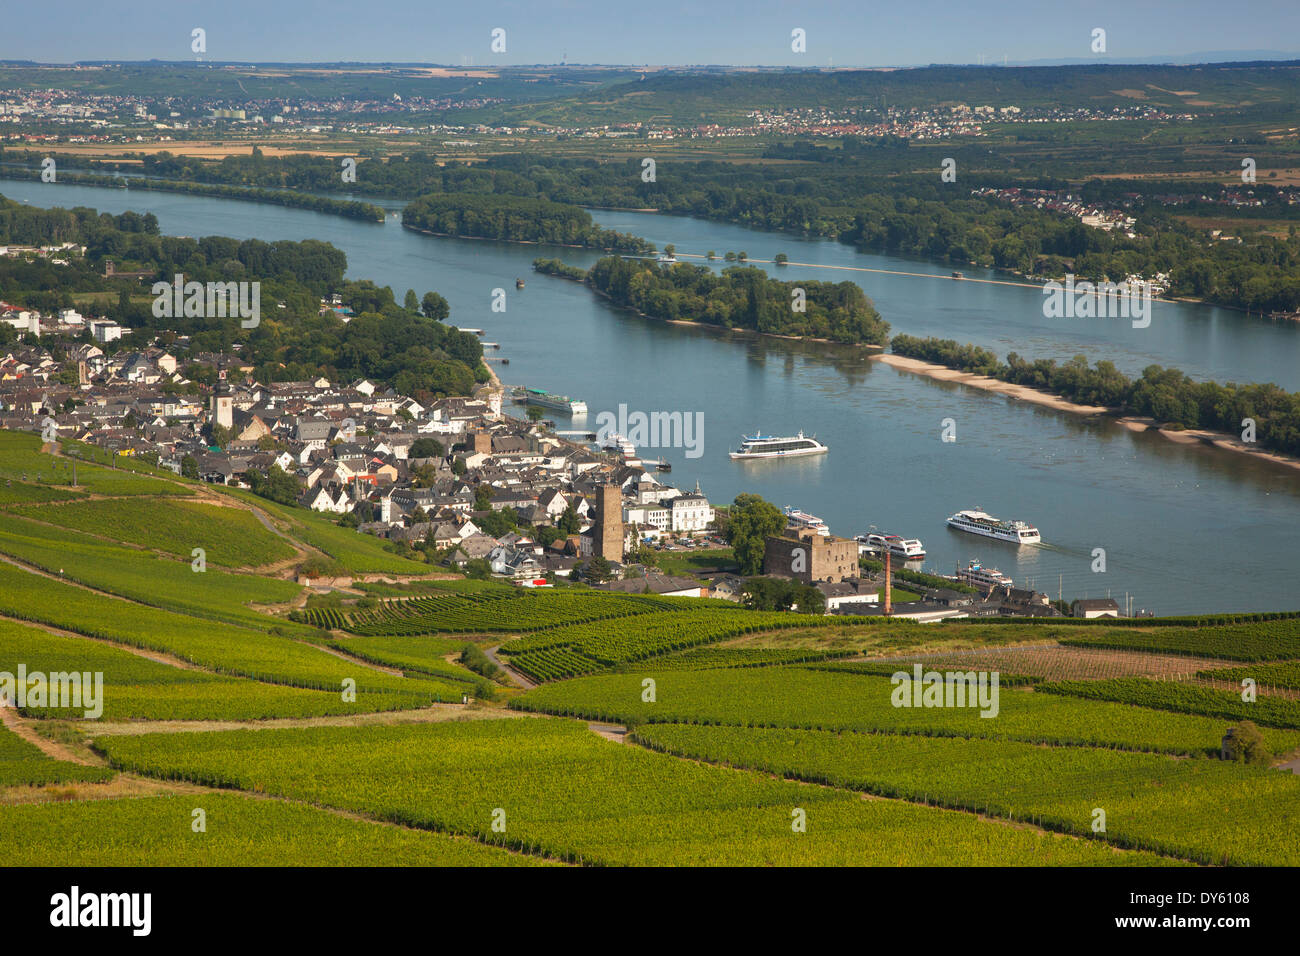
xmin=4 ymin=179 xmax=1299 ymax=614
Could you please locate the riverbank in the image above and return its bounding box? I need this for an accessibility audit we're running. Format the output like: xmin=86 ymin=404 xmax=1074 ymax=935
xmin=877 ymin=353 xmax=1300 ymax=474
xmin=872 ymin=354 xmax=1112 ymax=415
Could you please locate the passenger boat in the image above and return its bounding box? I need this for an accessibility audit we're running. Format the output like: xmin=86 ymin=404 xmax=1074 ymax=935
xmin=729 ymin=431 xmax=828 ymax=460
xmin=953 ymin=559 xmax=1013 ymax=590
xmin=784 ymin=506 xmax=830 ymax=536
xmin=947 ymin=508 xmax=1040 ymax=544
xmin=856 ymin=532 xmax=926 ymax=560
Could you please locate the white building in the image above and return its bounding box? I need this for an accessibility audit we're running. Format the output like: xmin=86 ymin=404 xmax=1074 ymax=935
xmin=668 ymin=492 xmax=714 ymax=533
xmin=90 ymin=320 xmax=123 ymax=344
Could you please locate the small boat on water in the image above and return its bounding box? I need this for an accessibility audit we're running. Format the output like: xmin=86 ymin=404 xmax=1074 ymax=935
xmin=515 ymin=278 xmax=525 ymax=288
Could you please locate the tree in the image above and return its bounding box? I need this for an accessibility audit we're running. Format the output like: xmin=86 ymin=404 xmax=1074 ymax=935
xmin=180 ymin=454 xmax=198 ymax=479
xmin=409 ymin=436 xmax=444 ymax=458
xmin=585 ymin=555 xmax=612 ymax=584
xmin=664 ymin=244 xmax=675 ymax=257
xmin=451 ymin=457 xmax=467 ymax=476
xmin=474 ymin=484 xmax=494 ymax=511
xmin=557 ymin=504 xmax=581 ymax=535
xmin=526 ymin=406 xmax=545 ymax=422
xmin=706 ymin=250 xmax=716 ymax=260
xmin=774 ymin=252 xmax=789 ymax=265
xmin=421 ymin=291 xmax=450 ymax=321
xmin=404 ymin=289 xmax=420 ymax=311
xmin=1222 ymin=721 xmax=1271 ymax=765
xmin=724 ymin=493 xmax=786 ymax=575
xmin=463 ymin=558 xmax=492 ymax=580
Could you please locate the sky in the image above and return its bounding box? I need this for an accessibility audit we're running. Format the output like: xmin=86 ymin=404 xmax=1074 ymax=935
xmin=2 ymin=0 xmax=1299 ymax=67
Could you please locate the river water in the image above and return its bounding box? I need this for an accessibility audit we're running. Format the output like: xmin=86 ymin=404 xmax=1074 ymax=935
xmin=5 ymin=180 xmax=1299 ymax=614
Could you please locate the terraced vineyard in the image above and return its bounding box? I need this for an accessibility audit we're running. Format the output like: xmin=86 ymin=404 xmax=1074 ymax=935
xmin=1040 ymin=678 xmax=1300 ymax=729
xmin=0 ymin=793 xmax=549 ymax=867
xmin=624 ymin=646 xmax=856 ymax=671
xmin=0 ymin=562 xmax=463 ymax=703
xmin=500 ymin=610 xmax=850 ymax=680
xmin=13 ymin=498 xmax=296 ymax=568
xmin=0 ymin=619 xmax=439 ymax=721
xmin=633 ymin=724 xmax=1300 ymax=866
xmin=93 ymin=718 xmax=1173 ymax=866
xmin=0 ymin=723 xmax=112 ymax=787
xmin=1061 ymin=620 xmax=1300 ymax=662
xmin=512 ymin=667 xmax=1300 ymax=755
xmin=298 ymin=589 xmax=665 ymax=635
xmin=0 ymin=513 xmax=308 ymax=633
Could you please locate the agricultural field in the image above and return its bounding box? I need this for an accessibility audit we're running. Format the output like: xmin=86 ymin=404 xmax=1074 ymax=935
xmin=840 ymin=644 xmax=1232 ymax=683
xmin=0 ymin=619 xmax=435 ymax=721
xmin=224 ymin=492 xmax=433 ymax=574
xmin=326 ymin=635 xmax=490 ymax=687
xmin=0 ymin=432 xmax=190 ymax=498
xmin=633 ymin=724 xmax=1300 ymax=866
xmin=0 ymin=562 xmax=463 ymax=702
xmin=623 ymin=646 xmax=856 ymax=671
xmin=1040 ymin=679 xmax=1300 ymax=730
xmin=0 ymin=794 xmax=551 ymax=866
xmin=1060 ymin=620 xmax=1300 ymax=662
xmin=1200 ymin=660 xmax=1300 ymax=692
xmin=92 ymin=718 xmax=1175 ymax=866
xmin=0 ymin=722 xmax=112 ymax=787
xmin=512 ymin=667 xmax=1300 ymax=755
xmin=0 ymin=513 xmax=307 ymax=632
xmin=0 ymin=480 xmax=78 ymax=505
xmin=500 ymin=609 xmax=853 ymax=679
xmin=309 ymin=588 xmax=659 ymax=635
xmin=13 ymin=497 xmax=296 ymax=568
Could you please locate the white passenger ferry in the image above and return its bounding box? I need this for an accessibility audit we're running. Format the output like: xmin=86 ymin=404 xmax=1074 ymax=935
xmin=783 ymin=506 xmax=830 ymax=536
xmin=946 ymin=508 xmax=1041 ymax=545
xmin=856 ymin=532 xmax=926 ymax=561
xmin=954 ymin=560 xmax=1013 ymax=590
xmin=729 ymin=431 xmax=828 ymax=460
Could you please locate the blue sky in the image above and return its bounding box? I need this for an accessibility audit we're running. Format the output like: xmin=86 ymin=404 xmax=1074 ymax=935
xmin=3 ymin=0 xmax=1298 ymax=66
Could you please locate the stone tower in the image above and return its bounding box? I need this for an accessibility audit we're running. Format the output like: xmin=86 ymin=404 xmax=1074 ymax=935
xmin=596 ymin=482 xmax=624 ymax=561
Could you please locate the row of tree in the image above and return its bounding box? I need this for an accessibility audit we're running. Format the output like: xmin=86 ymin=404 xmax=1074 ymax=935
xmin=891 ymin=334 xmax=1300 ymax=456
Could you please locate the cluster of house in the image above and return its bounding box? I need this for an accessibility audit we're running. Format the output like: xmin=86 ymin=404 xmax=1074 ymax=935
xmin=0 ymin=339 xmax=729 ymax=594
xmin=0 ymin=301 xmax=124 ymax=343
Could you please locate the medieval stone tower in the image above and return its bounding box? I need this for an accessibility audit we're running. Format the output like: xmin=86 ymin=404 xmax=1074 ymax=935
xmin=596 ymin=482 xmax=624 ymax=561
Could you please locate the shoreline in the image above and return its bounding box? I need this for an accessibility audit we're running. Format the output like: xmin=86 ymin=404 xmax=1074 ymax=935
xmin=875 ymin=354 xmax=1300 ymax=475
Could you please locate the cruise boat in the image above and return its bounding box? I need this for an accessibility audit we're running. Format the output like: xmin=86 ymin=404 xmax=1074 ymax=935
xmin=784 ymin=506 xmax=830 ymax=536
xmin=947 ymin=508 xmax=1040 ymax=545
xmin=514 ymin=387 xmax=588 ymax=417
xmin=953 ymin=560 xmax=1013 ymax=590
xmin=729 ymin=431 xmax=828 ymax=460
xmin=856 ymin=532 xmax=926 ymax=561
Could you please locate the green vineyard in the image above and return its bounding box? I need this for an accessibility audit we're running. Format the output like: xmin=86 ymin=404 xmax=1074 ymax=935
xmin=498 ymin=610 xmax=850 ymax=679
